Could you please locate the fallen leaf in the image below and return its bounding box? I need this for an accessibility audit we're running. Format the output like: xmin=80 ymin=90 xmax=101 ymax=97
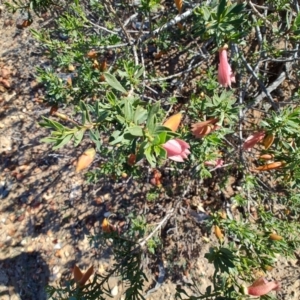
xmin=87 ymin=50 xmax=97 ymax=59
xmin=175 ymin=0 xmax=183 ymax=14
xmin=255 ymin=161 xmax=285 ymax=171
xmin=73 ymin=265 xmax=94 ymax=287
xmin=49 ymin=105 xmax=58 ymax=116
xmin=93 ymin=59 xmax=99 ymax=69
xmin=76 ymin=148 xmax=96 ymax=173
xmin=269 ymin=233 xmax=283 ymax=241
xmin=154 ymin=51 xmax=165 ymax=60
xmin=177 ymin=23 xmax=184 ymax=30
xmin=263 ymin=133 xmax=275 ymax=150
xmin=79 ymin=265 xmax=93 ymax=286
xmin=102 ymin=218 xmax=112 ymax=233
xmin=67 ymin=77 xmax=72 ymax=86
xmin=73 ymin=265 xmax=83 ymax=282
xmin=68 ymin=64 xmax=75 ymax=72
xmin=150 ymin=169 xmax=162 ymax=187
xmin=127 ymin=154 xmax=136 ymax=166
xmin=214 ymin=225 xmax=224 ymax=240
xmin=258 ymin=154 xmax=274 ymax=160
xmin=163 ymin=113 xmax=182 ymax=132
xmin=100 ymin=60 xmax=107 ymax=72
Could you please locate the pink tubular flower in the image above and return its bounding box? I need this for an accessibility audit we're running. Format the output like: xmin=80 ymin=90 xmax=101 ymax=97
xmin=248 ymin=277 xmax=280 ymax=296
xmin=204 ymin=159 xmax=224 ymax=169
xmin=218 ymin=44 xmax=236 ymax=88
xmin=163 ymin=138 xmax=190 ymax=162
xmin=243 ymin=131 xmax=265 ymax=151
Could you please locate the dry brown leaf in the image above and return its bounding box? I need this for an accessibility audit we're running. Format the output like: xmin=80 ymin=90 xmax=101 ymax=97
xmin=263 ymin=133 xmax=275 ymax=150
xmin=93 ymin=59 xmax=99 ymax=69
xmin=255 ymin=161 xmax=285 ymax=171
xmin=175 ymin=0 xmax=183 ymax=14
xmin=258 ymin=154 xmax=274 ymax=160
xmin=79 ymin=266 xmax=94 ymax=286
xmin=154 ymin=51 xmax=164 ymax=60
xmin=163 ymin=113 xmax=182 ymax=132
xmin=87 ymin=50 xmax=97 ymax=59
xmin=264 ymin=265 xmax=274 ymax=271
xmin=150 ymin=169 xmax=162 ymax=187
xmin=100 ymin=60 xmax=107 ymax=72
xmin=127 ymin=154 xmax=136 ymax=166
xmin=73 ymin=265 xmax=83 ymax=283
xmin=21 ymin=19 xmax=33 ymax=28
xmin=177 ymin=23 xmax=184 ymax=30
xmin=102 ymin=218 xmax=112 ymax=233
xmin=68 ymin=64 xmax=75 ymax=72
xmin=269 ymin=233 xmax=283 ymax=241
xmin=67 ymin=77 xmax=72 ymax=86
xmin=49 ymin=105 xmax=58 ymax=116
xmin=214 ymin=225 xmax=224 ymax=240
xmin=76 ymin=148 xmax=96 ymax=173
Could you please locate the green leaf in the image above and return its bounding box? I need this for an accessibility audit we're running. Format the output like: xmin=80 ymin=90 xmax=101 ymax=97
xmin=110 ymin=131 xmax=124 ymax=145
xmin=144 ymin=146 xmax=156 ymax=167
xmin=39 ymin=117 xmax=65 ymax=131
xmin=154 ymin=146 xmax=166 ymax=159
xmin=79 ymin=101 xmax=92 ymax=123
xmin=89 ymin=129 xmax=102 ymax=152
xmin=217 ymin=0 xmax=226 ymax=21
xmin=73 ymin=129 xmax=86 ymax=147
xmin=53 ymin=134 xmax=73 ymax=149
xmin=146 ymin=102 xmax=160 ymax=133
xmin=103 ymin=73 xmax=127 ymax=93
xmin=127 ymin=126 xmax=144 ymax=136
xmin=134 ymin=106 xmax=148 ymax=124
xmin=40 ymin=136 xmax=57 ymax=144
xmin=124 ymin=99 xmax=133 ymax=121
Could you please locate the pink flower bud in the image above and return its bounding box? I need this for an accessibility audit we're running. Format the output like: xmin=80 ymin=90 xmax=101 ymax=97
xmin=163 ymin=138 xmax=190 ymax=162
xmin=218 ymin=44 xmax=235 ymax=88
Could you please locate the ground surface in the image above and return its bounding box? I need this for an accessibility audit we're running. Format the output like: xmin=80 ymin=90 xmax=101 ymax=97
xmin=0 ymin=2 xmax=300 ymax=300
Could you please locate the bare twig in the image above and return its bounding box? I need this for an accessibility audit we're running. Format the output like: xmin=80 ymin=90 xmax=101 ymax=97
xmin=243 ymin=61 xmax=293 ymax=114
xmin=136 ymin=6 xmax=200 ymax=45
xmin=148 ymin=58 xmax=206 ymax=83
xmin=247 ymin=0 xmax=272 ymax=27
xmin=139 ymin=209 xmax=174 ymax=248
xmin=240 ymin=53 xmax=279 ymax=111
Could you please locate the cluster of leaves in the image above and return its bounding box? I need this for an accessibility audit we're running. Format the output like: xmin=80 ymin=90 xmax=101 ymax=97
xmin=11 ymin=0 xmax=300 ymax=299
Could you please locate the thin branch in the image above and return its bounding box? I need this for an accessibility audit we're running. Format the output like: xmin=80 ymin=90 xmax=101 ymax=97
xmin=139 ymin=209 xmax=174 ymax=248
xmin=243 ymin=61 xmax=292 ymax=114
xmin=240 ymin=52 xmax=279 ymax=111
xmin=247 ymin=0 xmax=272 ymax=27
xmin=147 ymin=58 xmax=206 ymax=83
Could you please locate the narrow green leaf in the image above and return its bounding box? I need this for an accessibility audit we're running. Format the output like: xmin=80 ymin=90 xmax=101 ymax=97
xmin=53 ymin=134 xmax=73 ymax=149
xmin=124 ymin=100 xmax=133 ymax=121
xmin=217 ymin=0 xmax=226 ymax=21
xmin=127 ymin=126 xmax=144 ymax=136
xmin=74 ymin=129 xmax=86 ymax=147
xmin=144 ymin=147 xmax=156 ymax=167
xmin=134 ymin=106 xmax=148 ymax=124
xmin=103 ymin=73 xmax=127 ymax=93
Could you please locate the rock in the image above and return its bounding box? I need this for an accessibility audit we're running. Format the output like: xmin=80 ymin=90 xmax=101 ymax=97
xmin=0 ymin=136 xmax=12 ymax=153
xmin=111 ymin=285 xmax=119 ymax=296
xmin=0 ymin=79 xmax=10 ymax=88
